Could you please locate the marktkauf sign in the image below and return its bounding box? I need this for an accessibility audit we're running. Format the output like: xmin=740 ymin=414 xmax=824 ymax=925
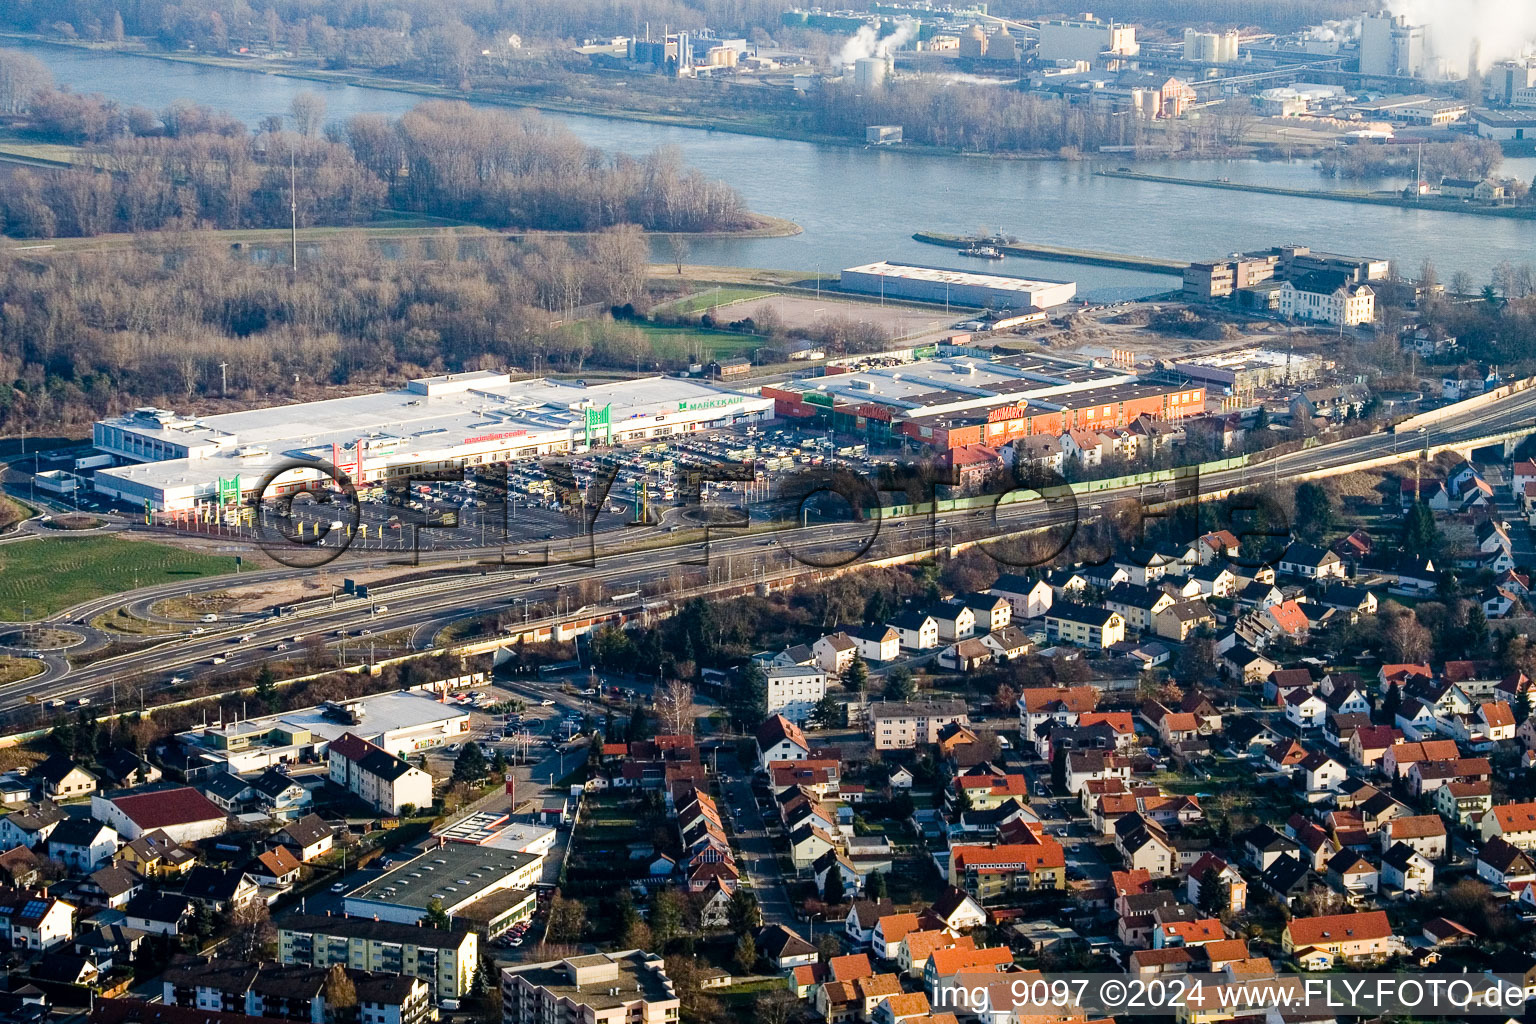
xmin=676 ymin=396 xmax=747 ymax=412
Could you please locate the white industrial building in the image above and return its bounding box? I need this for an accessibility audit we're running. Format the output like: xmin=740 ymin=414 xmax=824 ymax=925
xmin=90 ymin=372 xmax=774 ymax=512
xmin=436 ymin=812 xmax=558 ymax=857
xmin=840 ymin=262 xmax=1076 ymax=311
xmin=1359 ymin=11 xmax=1425 ymax=79
xmin=1037 ymin=15 xmax=1138 ymax=65
xmin=177 ymin=690 xmax=472 ymax=775
xmin=764 ymin=666 xmax=827 ymax=723
xmin=1183 ymin=29 xmax=1239 ymax=64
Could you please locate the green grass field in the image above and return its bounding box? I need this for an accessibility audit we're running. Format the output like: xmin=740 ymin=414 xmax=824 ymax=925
xmin=626 ymin=321 xmax=763 ymax=362
xmin=657 ymin=287 xmax=774 ymax=315
xmin=0 ymin=536 xmax=238 ymax=620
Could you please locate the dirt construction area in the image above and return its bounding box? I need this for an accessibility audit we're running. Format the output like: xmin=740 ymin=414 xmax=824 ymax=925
xmin=720 ymin=293 xmax=959 ymax=345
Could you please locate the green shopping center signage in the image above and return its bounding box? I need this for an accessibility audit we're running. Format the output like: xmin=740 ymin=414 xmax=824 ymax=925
xmin=584 ymin=404 xmax=612 ymax=445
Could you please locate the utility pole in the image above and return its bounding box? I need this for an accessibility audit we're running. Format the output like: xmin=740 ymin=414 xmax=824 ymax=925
xmin=219 ymin=362 xmax=228 ymax=397
xmin=289 ymin=145 xmax=299 ymax=272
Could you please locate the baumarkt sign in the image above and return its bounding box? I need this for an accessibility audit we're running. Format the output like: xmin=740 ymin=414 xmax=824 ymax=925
xmin=676 ymin=396 xmax=747 ymax=412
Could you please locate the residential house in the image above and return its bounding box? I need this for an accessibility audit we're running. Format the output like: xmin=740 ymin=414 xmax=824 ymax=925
xmin=123 ymin=892 xmax=195 ymax=936
xmin=247 ymin=846 xmax=302 ymax=889
xmin=844 ymin=900 xmax=897 ymax=950
xmin=273 ymin=816 xmax=335 ymax=863
xmin=987 ymin=575 xmax=1053 ymax=620
xmin=755 ymin=716 xmax=811 ymax=770
xmin=842 ymin=625 xmax=901 ymax=664
xmin=1043 ymin=603 xmax=1125 ymax=649
xmin=1299 ymin=752 xmax=1346 ymax=793
xmin=34 ymin=756 xmax=99 ymax=801
xmin=46 ymin=818 xmax=119 ymax=873
xmin=888 ymin=610 xmax=940 ymax=651
xmin=0 ymin=890 xmax=75 ymax=950
xmin=947 ymin=840 xmax=1067 ymax=899
xmin=1482 ymin=801 xmax=1536 ymax=849
xmin=1280 ymin=910 xmax=1394 ymax=963
xmin=1348 ymin=726 xmax=1403 ymax=769
xmin=1278 ymin=543 xmax=1345 ymax=580
xmin=250 ymin=770 xmax=311 ymax=820
xmin=81 ymin=865 xmax=143 ymax=910
xmin=1477 ymin=837 xmax=1536 ymax=891
xmin=1326 ymin=851 xmax=1378 ymax=900
xmin=929 ymin=605 xmax=976 ymax=643
xmin=1184 ymin=853 xmax=1246 ymax=914
xmin=1435 ymin=780 xmax=1493 ymax=827
xmin=116 ymin=830 xmax=197 ymax=879
xmin=928 ymin=887 xmax=987 ymax=933
xmin=814 ymin=633 xmax=859 ymax=676
xmin=1153 ymin=600 xmax=1215 ymax=642
xmin=180 ymin=866 xmax=261 ymax=911
xmin=1381 ymin=814 xmax=1447 ymax=860
xmin=1380 ymin=842 xmax=1434 ymax=896
xmin=1284 ymin=691 xmax=1328 ymax=732
xmin=764 ymin=666 xmax=827 ymax=724
xmin=960 ymin=594 xmax=1012 ymax=634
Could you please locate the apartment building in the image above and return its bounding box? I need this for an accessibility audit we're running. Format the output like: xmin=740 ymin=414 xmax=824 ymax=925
xmin=868 ymin=702 xmax=970 ymax=751
xmin=161 ymin=956 xmax=431 ymax=1024
xmin=502 ymin=952 xmax=679 ymax=1024
xmin=277 ymin=915 xmax=479 ymax=1001
xmin=765 ymin=666 xmax=828 ymax=724
xmin=328 ymin=733 xmax=434 ymax=815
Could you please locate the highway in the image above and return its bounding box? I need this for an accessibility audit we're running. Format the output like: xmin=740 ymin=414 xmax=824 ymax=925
xmin=4 ymin=385 xmax=1535 ymax=722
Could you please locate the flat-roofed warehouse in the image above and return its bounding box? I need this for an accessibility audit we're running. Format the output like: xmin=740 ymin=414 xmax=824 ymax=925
xmin=90 ymin=371 xmax=775 ymax=512
xmin=762 ymin=352 xmax=1205 ymax=447
xmin=342 ymin=843 xmax=543 ymax=925
xmin=840 ymin=261 xmax=1077 ymax=310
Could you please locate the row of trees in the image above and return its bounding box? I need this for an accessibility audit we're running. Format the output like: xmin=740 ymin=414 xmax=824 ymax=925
xmin=0 ymin=229 xmax=653 ymax=433
xmin=0 ymin=69 xmax=756 ymax=236
xmin=1317 ymin=138 xmax=1507 ymax=184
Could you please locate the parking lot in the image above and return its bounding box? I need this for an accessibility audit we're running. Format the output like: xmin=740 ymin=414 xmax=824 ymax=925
xmin=44 ymin=416 xmax=922 ymax=555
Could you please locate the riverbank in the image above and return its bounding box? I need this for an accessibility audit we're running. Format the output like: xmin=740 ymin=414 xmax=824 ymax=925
xmin=0 ymin=212 xmax=799 ymax=255
xmin=912 ymin=231 xmax=1187 ymax=275
xmin=1097 ymin=169 xmax=1536 ymax=219
xmin=0 ymin=32 xmax=1250 ymax=164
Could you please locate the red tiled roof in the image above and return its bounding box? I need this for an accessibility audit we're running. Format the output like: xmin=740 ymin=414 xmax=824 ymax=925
xmin=111 ymin=787 xmax=224 ymax=829
xmin=1285 ymin=911 xmax=1390 ymax=946
xmin=1491 ymin=802 xmax=1536 ymax=833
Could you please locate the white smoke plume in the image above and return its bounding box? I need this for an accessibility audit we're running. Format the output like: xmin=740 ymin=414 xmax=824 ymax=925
xmin=1386 ymin=0 xmax=1536 ymax=69
xmin=1305 ymin=18 xmax=1360 ymax=43
xmin=838 ymin=18 xmax=918 ymax=65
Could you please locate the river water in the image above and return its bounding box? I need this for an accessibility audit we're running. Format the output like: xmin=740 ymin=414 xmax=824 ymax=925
xmin=11 ymin=39 xmax=1536 ymax=301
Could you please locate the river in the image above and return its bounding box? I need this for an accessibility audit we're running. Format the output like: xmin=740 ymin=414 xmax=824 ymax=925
xmin=10 ymin=39 xmax=1536 ymax=301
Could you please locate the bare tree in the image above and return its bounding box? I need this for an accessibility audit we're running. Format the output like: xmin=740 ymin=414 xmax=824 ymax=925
xmin=653 ymin=680 xmax=695 ymax=736
xmin=0 ymin=50 xmax=54 ymax=116
xmin=226 ymin=900 xmax=276 ymax=960
xmin=669 ymin=235 xmax=690 ymax=275
xmin=322 ymin=965 xmax=358 ymax=1022
xmin=291 ymin=90 xmax=327 ymax=137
